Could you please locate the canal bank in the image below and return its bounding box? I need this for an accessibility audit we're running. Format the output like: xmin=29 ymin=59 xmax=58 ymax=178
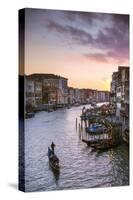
xmin=25 ymin=104 xmax=129 ymax=192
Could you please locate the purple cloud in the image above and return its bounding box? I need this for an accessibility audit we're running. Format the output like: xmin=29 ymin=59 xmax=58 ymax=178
xmin=46 ymin=20 xmax=93 ymax=44
xmin=44 ymin=11 xmax=129 ymax=64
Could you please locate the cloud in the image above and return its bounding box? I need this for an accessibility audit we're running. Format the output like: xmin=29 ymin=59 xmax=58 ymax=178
xmin=44 ymin=11 xmax=129 ymax=64
xmin=112 ymin=14 xmax=129 ymax=30
xmin=64 ymin=11 xmax=110 ymax=25
xmin=84 ymin=53 xmax=108 ymax=63
xmin=45 ymin=20 xmax=93 ymax=44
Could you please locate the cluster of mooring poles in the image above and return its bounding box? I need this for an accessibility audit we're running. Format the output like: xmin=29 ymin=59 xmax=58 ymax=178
xmin=76 ymin=117 xmax=89 ymax=141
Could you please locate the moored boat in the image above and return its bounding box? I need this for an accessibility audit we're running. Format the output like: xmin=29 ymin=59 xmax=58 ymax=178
xmin=122 ymin=128 xmax=129 ymax=144
xmin=67 ymin=105 xmax=71 ymax=109
xmin=85 ymin=123 xmax=107 ymax=134
xmin=25 ymin=112 xmax=35 ymax=118
xmin=91 ymin=102 xmax=97 ymax=107
xmin=91 ymin=139 xmax=117 ymax=150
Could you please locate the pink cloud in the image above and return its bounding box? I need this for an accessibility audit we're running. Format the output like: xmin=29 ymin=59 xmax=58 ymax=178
xmin=84 ymin=53 xmax=108 ymax=63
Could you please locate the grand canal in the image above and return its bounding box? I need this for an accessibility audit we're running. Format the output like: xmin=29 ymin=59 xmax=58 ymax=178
xmin=25 ymin=104 xmax=129 ymax=192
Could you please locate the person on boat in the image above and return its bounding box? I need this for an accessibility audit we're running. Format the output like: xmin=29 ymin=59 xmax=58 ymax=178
xmin=53 ymin=154 xmax=59 ymax=163
xmin=82 ymin=107 xmax=86 ymax=115
xmin=51 ymin=142 xmax=55 ymax=154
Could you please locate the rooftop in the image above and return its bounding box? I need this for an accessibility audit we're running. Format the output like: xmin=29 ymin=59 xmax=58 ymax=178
xmin=118 ymin=66 xmax=129 ymax=71
xmin=26 ymin=73 xmax=68 ymax=80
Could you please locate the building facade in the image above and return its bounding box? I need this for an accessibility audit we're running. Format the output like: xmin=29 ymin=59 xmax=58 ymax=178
xmin=110 ymin=66 xmax=129 ymax=118
xmin=25 ymin=76 xmax=35 ymax=113
xmin=25 ymin=74 xmax=68 ymax=111
xmin=34 ymin=80 xmax=43 ymax=107
xmin=68 ymin=87 xmax=75 ymax=105
xmin=110 ymin=72 xmax=118 ymax=104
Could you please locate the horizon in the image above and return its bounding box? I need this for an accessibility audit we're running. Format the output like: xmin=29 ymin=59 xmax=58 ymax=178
xmin=23 ymin=72 xmax=111 ymax=92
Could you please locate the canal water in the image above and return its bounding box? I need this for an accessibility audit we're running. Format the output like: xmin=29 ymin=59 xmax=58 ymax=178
xmin=25 ymin=104 xmax=129 ymax=192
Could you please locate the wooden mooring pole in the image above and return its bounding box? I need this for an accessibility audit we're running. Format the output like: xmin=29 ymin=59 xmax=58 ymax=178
xmin=76 ymin=118 xmax=78 ymax=130
xmin=79 ymin=123 xmax=80 ymax=132
xmin=79 ymin=123 xmax=81 ymax=138
xmin=84 ymin=119 xmax=87 ymax=128
xmin=81 ymin=120 xmax=83 ymax=131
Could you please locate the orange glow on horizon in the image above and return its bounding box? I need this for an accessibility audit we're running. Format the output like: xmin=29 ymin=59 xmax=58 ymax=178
xmin=25 ymin=39 xmax=129 ymax=92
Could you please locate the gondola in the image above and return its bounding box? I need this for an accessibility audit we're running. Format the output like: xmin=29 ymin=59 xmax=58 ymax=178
xmin=48 ymin=147 xmax=60 ymax=171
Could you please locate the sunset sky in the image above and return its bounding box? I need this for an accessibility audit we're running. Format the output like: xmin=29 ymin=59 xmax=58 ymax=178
xmin=25 ymin=9 xmax=129 ymax=91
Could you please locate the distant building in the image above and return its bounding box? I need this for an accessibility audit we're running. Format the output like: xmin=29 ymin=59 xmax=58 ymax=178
xmin=85 ymin=89 xmax=110 ymax=103
xmin=74 ymin=88 xmax=81 ymax=103
xmin=68 ymin=87 xmax=75 ymax=105
xmin=95 ymin=90 xmax=110 ymax=102
xmin=105 ymin=91 xmax=110 ymax=102
xmin=86 ymin=89 xmax=95 ymax=103
xmin=79 ymin=89 xmax=86 ymax=104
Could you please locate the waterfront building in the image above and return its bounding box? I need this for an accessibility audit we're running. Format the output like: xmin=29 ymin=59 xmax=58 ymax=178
xmin=105 ymin=91 xmax=110 ymax=102
xmin=68 ymin=87 xmax=75 ymax=105
xmin=110 ymin=72 xmax=118 ymax=104
xmin=86 ymin=89 xmax=110 ymax=103
xmin=34 ymin=80 xmax=43 ymax=107
xmin=25 ymin=72 xmax=111 ymax=112
xmin=117 ymin=66 xmax=129 ymax=117
xmin=25 ymin=76 xmax=35 ymax=113
xmin=86 ymin=89 xmax=95 ymax=103
xmin=74 ymin=88 xmax=81 ymax=103
xmin=58 ymin=77 xmax=68 ymax=105
xmin=110 ymin=66 xmax=129 ymax=118
xmin=80 ymin=89 xmax=87 ymax=104
xmin=27 ymin=74 xmax=68 ymax=106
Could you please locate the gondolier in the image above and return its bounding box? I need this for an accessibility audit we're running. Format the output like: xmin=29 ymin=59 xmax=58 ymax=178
xmin=51 ymin=142 xmax=55 ymax=154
